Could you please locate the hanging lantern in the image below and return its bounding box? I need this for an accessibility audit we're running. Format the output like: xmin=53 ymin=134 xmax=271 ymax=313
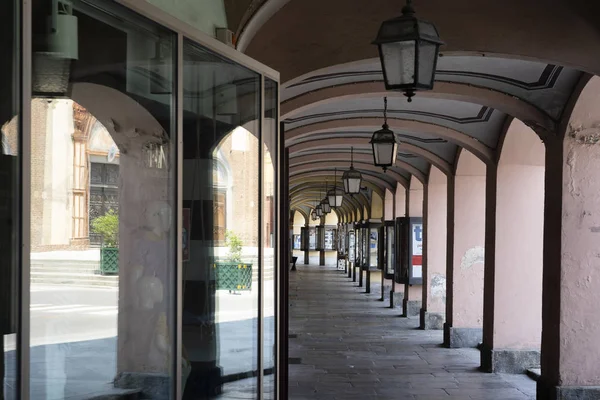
xmin=372 ymin=0 xmax=444 ymax=102
xmin=311 ymin=208 xmax=318 ymax=221
xmin=343 ymin=147 xmax=362 ymax=195
xmin=316 ymin=204 xmax=323 ymax=218
xmin=321 ymin=197 xmax=331 ymax=214
xmin=327 ymin=168 xmax=344 ymax=207
xmin=370 ymin=97 xmax=398 ymax=171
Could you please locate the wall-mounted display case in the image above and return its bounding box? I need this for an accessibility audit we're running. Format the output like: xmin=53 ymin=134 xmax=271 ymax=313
xmin=355 ymin=223 xmax=363 ymax=266
xmin=309 ymin=227 xmax=317 ymax=250
xmin=348 ymin=230 xmax=356 ymax=263
xmin=369 ymin=226 xmax=380 ymax=269
xmin=316 ymin=226 xmax=325 ymax=251
xmin=324 ymin=227 xmax=337 ymax=251
xmin=394 ymin=217 xmax=424 ymax=285
xmin=384 ymin=221 xmax=395 ymax=279
xmin=292 ymin=234 xmax=301 ymax=250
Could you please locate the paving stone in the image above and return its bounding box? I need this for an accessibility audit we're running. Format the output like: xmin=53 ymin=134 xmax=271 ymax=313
xmin=289 ymin=264 xmax=536 ymax=399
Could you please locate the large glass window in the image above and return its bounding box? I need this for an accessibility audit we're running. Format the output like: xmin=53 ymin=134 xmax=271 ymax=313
xmin=182 ymin=38 xmax=261 ymax=398
xmin=1 ymin=1 xmax=20 ymax=398
xmin=30 ymin=1 xmax=177 ymax=398
xmin=263 ymin=77 xmax=277 ymax=399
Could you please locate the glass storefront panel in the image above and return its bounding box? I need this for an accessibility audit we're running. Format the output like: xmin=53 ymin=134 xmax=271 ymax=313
xmin=263 ymin=77 xmax=277 ymax=399
xmin=182 ymin=39 xmax=260 ymax=398
xmin=1 ymin=1 xmax=20 ymax=398
xmin=30 ymin=1 xmax=177 ymax=398
xmin=4 ymin=3 xmax=279 ymax=399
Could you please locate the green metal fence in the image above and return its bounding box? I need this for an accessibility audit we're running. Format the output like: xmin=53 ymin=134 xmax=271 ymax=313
xmin=214 ymin=263 xmax=253 ymax=291
xmin=100 ymin=247 xmax=119 ymax=275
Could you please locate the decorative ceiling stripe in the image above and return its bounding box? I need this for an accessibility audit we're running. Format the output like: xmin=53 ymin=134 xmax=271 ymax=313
xmin=436 ymin=64 xmax=563 ymax=91
xmin=285 ymin=106 xmax=493 ymax=125
xmin=286 ymin=64 xmax=562 ymax=92
xmin=289 ymin=131 xmax=448 ymax=145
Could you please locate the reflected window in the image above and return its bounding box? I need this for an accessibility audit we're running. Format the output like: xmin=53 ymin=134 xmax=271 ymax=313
xmin=30 ymin=1 xmax=177 ymax=398
xmin=182 ymin=38 xmax=261 ymax=399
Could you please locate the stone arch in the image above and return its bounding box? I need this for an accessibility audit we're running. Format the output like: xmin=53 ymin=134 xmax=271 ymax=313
xmin=481 ymin=117 xmax=545 ymax=372
xmin=445 ymin=149 xmax=486 ymax=348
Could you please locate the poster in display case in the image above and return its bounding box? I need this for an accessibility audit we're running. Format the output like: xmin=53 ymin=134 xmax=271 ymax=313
xmin=395 ymin=217 xmax=423 ymax=285
xmin=348 ymin=230 xmax=356 ymax=263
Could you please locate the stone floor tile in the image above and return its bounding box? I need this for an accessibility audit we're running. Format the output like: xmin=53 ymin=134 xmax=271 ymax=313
xmin=289 ymin=265 xmax=536 ymax=400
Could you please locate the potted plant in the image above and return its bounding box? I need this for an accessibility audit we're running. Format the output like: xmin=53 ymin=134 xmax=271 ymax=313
xmin=215 ymin=230 xmax=252 ymax=292
xmin=91 ymin=209 xmax=119 ymax=275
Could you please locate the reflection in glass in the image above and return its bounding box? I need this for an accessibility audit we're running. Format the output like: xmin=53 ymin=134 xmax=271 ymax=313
xmin=182 ymin=39 xmax=260 ymax=399
xmin=30 ymin=1 xmax=177 ymax=398
xmin=1 ymin=1 xmax=19 ymax=398
xmin=263 ymin=77 xmax=277 ymax=399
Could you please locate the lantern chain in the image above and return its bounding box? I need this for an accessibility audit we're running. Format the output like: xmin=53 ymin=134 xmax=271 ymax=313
xmin=383 ymin=97 xmax=388 ymax=127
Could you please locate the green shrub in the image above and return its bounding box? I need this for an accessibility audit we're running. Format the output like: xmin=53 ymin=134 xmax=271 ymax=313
xmin=91 ymin=209 xmax=119 ymax=247
xmin=225 ymin=230 xmax=243 ymax=263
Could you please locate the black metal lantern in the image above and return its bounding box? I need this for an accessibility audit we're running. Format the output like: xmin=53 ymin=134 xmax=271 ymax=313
xmin=327 ymin=168 xmax=344 ymax=207
xmin=343 ymin=147 xmax=362 ymax=195
xmin=321 ymin=198 xmax=331 ymax=214
xmin=316 ymin=204 xmax=323 ymax=218
xmin=311 ymin=207 xmax=318 ymax=221
xmin=370 ymin=97 xmax=398 ymax=171
xmin=372 ymin=0 xmax=444 ymax=102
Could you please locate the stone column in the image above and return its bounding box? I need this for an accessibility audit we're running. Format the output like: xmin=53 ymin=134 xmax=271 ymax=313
xmin=481 ymin=119 xmax=544 ymax=373
xmin=420 ymin=166 xmax=447 ymax=330
xmin=404 ymin=177 xmax=423 ymax=317
xmin=444 ymin=150 xmax=485 ymax=348
xmin=303 ymin=223 xmax=309 ymax=265
xmin=537 ymin=76 xmax=600 ymax=399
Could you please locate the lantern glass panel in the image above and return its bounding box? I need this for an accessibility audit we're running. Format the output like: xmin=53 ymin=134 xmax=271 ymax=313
xmin=417 ymin=40 xmax=438 ymax=88
xmin=381 ymin=40 xmax=416 ymax=86
xmin=348 ymin=177 xmax=361 ymax=194
xmin=372 ymin=141 xmax=398 ymax=167
xmin=321 ymin=200 xmax=331 ymax=214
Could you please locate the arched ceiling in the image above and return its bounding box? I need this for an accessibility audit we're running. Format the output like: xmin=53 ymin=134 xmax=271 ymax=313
xmin=222 ymin=0 xmax=596 ymax=216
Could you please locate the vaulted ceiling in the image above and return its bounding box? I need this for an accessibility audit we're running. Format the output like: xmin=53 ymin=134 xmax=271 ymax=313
xmin=223 ymin=0 xmax=599 ymax=220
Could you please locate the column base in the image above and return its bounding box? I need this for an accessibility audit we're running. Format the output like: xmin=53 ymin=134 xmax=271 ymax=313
xmin=479 ymin=344 xmax=540 ymax=373
xmin=402 ymin=300 xmax=421 ymax=317
xmin=443 ymin=323 xmax=482 ymax=348
xmin=537 ymin=379 xmax=600 ymax=400
xmin=365 ymin=270 xmax=371 ymax=293
xmin=389 ymin=291 xmax=403 ymax=309
xmin=114 ymin=372 xmax=171 ymax=399
xmin=419 ymin=309 xmax=444 ymax=330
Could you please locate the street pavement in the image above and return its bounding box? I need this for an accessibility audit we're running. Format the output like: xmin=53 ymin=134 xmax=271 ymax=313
xmin=4 ymin=283 xmax=276 ymax=399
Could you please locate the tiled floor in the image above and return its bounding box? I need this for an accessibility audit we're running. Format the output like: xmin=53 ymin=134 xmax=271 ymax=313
xmin=288 ymin=264 xmax=536 ymax=400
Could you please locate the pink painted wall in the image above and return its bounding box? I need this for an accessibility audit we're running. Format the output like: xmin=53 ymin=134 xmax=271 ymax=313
xmin=409 ymin=176 xmax=423 ymax=217
xmin=547 ymin=76 xmax=600 ymax=385
xmin=453 ymin=150 xmax=485 ymax=328
xmin=493 ymin=119 xmax=544 ymax=349
xmin=384 ymin=188 xmax=394 ymax=221
xmin=395 ymin=185 xmax=407 ymax=218
xmin=424 ymin=166 xmax=447 ymax=314
xmin=407 ymin=176 xmax=423 ymax=303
